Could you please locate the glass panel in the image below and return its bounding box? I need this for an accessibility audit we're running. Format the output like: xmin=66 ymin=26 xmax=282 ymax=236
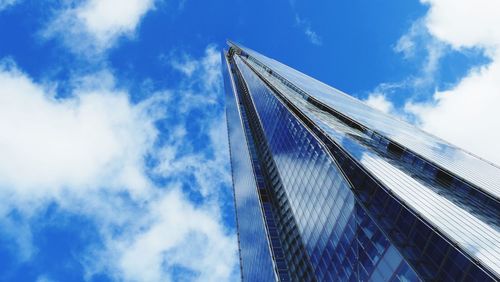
xmin=235 ymin=49 xmax=499 ymax=280
xmin=238 ymin=43 xmax=500 ymax=204
xmin=233 ymin=55 xmax=419 ymax=281
xmin=222 ymin=51 xmax=275 ymax=281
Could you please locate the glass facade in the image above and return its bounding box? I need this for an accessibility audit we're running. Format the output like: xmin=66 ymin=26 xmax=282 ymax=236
xmin=223 ymin=43 xmax=500 ymax=281
xmin=222 ymin=51 xmax=276 ymax=281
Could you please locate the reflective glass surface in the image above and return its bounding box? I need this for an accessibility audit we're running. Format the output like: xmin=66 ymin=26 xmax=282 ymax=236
xmin=237 ymin=44 xmax=500 ymax=204
xmin=235 ymin=46 xmax=499 ymax=280
xmin=233 ymin=55 xmax=418 ymax=281
xmin=222 ymin=52 xmax=276 ymax=281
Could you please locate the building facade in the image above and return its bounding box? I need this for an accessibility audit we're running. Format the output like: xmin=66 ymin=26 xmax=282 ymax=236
xmin=222 ymin=42 xmax=500 ymax=282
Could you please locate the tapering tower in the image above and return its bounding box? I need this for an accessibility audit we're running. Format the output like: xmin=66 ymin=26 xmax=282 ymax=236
xmin=223 ymin=42 xmax=500 ymax=281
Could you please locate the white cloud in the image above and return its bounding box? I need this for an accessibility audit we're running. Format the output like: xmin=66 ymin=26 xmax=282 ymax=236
xmin=406 ymin=54 xmax=500 ymax=165
xmin=154 ymin=117 xmax=230 ymax=198
xmin=169 ymin=54 xmax=198 ymax=77
xmin=167 ymin=46 xmax=223 ymax=114
xmin=363 ymin=82 xmax=414 ymax=121
xmin=393 ymin=20 xmax=446 ymax=89
xmin=422 ymin=0 xmax=500 ymax=52
xmin=0 ymin=0 xmax=18 ymax=11
xmin=156 ymin=45 xmax=230 ymax=199
xmin=364 ymin=93 xmax=394 ymax=114
xmin=403 ymin=0 xmax=500 ymax=165
xmin=91 ymin=45 xmax=236 ymax=281
xmin=100 ymin=188 xmax=237 ymax=282
xmin=0 ymin=60 xmax=161 ymax=266
xmin=394 ymin=33 xmax=416 ymax=59
xmin=304 ymin=28 xmax=322 ymax=46
xmin=295 ymin=15 xmax=322 ymax=46
xmin=367 ymin=0 xmax=500 ymax=166
xmin=365 ymin=20 xmax=447 ymax=108
xmin=44 ymin=0 xmax=156 ymax=54
xmin=0 ymin=44 xmax=238 ymax=280
xmin=0 ymin=62 xmax=156 ymax=204
xmin=36 ymin=276 xmax=55 ymax=282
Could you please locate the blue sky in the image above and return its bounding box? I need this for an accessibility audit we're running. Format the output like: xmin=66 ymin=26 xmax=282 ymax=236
xmin=0 ymin=0 xmax=499 ymax=281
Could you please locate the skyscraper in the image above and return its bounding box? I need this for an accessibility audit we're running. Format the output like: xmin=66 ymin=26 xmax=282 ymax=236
xmin=222 ymin=42 xmax=500 ymax=282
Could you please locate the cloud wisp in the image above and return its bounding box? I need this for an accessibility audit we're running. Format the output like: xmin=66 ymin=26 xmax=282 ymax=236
xmin=364 ymin=93 xmax=395 ymax=114
xmin=295 ymin=15 xmax=323 ymax=46
xmin=0 ymin=0 xmax=18 ymax=11
xmin=404 ymin=0 xmax=500 ymax=166
xmin=43 ymin=0 xmax=156 ymax=55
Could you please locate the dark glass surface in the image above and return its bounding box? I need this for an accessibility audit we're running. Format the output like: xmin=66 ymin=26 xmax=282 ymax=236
xmin=225 ymin=42 xmax=500 ymax=281
xmin=222 ymin=51 xmax=276 ymax=281
xmin=233 ymin=56 xmax=418 ymax=281
xmin=238 ymin=43 xmax=500 ymax=205
xmin=238 ymin=50 xmax=499 ymax=280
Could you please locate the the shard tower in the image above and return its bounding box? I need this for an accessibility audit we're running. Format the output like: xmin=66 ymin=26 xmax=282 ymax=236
xmin=222 ymin=41 xmax=500 ymax=281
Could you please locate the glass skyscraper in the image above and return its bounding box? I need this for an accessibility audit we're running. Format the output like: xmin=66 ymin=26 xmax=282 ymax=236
xmin=222 ymin=42 xmax=500 ymax=282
